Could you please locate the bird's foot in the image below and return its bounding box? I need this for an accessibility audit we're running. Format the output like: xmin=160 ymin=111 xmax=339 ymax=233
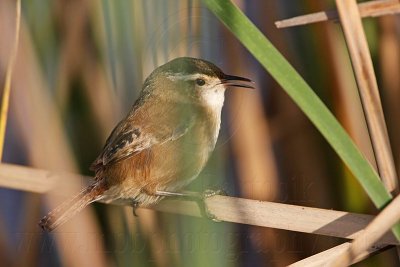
xmin=200 ymin=189 xmax=226 ymax=222
xmin=155 ymin=189 xmax=226 ymax=222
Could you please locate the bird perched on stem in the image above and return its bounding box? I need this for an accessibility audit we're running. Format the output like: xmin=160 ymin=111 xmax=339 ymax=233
xmin=39 ymin=57 xmax=254 ymax=232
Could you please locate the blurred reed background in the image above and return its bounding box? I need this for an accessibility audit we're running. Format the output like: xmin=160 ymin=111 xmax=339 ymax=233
xmin=0 ymin=0 xmax=399 ymax=266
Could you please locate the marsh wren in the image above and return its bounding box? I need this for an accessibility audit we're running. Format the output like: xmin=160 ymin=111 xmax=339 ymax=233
xmin=39 ymin=57 xmax=254 ymax=231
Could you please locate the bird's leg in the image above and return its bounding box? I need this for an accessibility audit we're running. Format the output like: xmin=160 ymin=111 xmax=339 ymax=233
xmin=131 ymin=200 xmax=140 ymax=217
xmin=155 ymin=190 xmax=200 ymax=198
xmin=155 ymin=189 xmax=226 ymax=221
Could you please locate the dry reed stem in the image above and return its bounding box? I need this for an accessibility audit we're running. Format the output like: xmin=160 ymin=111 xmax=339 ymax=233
xmin=330 ymin=193 xmax=400 ymax=266
xmin=0 ymin=0 xmax=20 ymax=161
xmin=18 ymin=194 xmax=43 ymax=267
xmin=379 ymin=15 xmax=400 ymax=172
xmin=227 ymin=12 xmax=279 ymax=203
xmin=275 ymin=0 xmax=400 ymax=29
xmin=336 ymin=0 xmax=398 ymax=192
xmin=309 ymin=2 xmax=376 ymax=171
xmin=222 ymin=0 xmax=279 ymax=202
xmin=289 ymin=242 xmax=386 ymax=267
xmin=137 ymin=209 xmax=170 ymax=267
xmin=54 ymin=0 xmax=88 ymax=111
xmin=226 ymin=31 xmax=288 ymax=267
xmin=1 ymin=162 xmax=399 ymax=245
xmin=0 ymin=219 xmax=13 ymax=267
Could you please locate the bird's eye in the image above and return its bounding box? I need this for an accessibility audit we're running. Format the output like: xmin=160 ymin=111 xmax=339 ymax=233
xmin=195 ymin=79 xmax=206 ymax=86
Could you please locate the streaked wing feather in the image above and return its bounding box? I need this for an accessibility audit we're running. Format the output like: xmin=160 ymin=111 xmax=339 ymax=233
xmin=90 ymin=114 xmax=193 ymax=170
xmin=102 ymin=128 xmax=146 ymax=165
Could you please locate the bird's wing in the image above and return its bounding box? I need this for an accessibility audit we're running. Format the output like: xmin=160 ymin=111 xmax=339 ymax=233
xmin=90 ymin=106 xmax=195 ymax=171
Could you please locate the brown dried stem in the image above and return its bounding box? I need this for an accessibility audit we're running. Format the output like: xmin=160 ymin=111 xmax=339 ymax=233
xmin=336 ymin=0 xmax=397 ymax=193
xmin=289 ymin=242 xmax=387 ymax=267
xmin=0 ymin=0 xmax=20 ymax=161
xmin=275 ymin=0 xmax=400 ymax=29
xmin=0 ymin=163 xmax=399 ymax=246
xmin=331 ymin=193 xmax=400 ymax=266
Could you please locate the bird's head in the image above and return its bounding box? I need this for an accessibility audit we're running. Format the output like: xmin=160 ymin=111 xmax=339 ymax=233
xmin=143 ymin=57 xmax=254 ymax=111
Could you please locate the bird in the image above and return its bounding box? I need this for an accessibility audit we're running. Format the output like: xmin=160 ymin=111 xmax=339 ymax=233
xmin=39 ymin=57 xmax=254 ymax=232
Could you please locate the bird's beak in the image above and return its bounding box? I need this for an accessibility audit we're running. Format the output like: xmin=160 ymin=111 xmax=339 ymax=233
xmin=221 ymin=74 xmax=255 ymax=89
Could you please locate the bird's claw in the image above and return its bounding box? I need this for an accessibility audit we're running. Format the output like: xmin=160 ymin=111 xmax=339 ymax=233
xmin=200 ymin=189 xmax=226 ymax=222
xmin=202 ymin=189 xmax=226 ymax=198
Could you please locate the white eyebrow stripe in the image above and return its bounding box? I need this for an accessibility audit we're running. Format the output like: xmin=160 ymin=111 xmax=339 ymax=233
xmin=166 ymin=73 xmax=203 ymax=81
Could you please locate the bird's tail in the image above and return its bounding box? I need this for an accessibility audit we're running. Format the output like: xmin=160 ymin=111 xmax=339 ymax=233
xmin=39 ymin=182 xmax=106 ymax=232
